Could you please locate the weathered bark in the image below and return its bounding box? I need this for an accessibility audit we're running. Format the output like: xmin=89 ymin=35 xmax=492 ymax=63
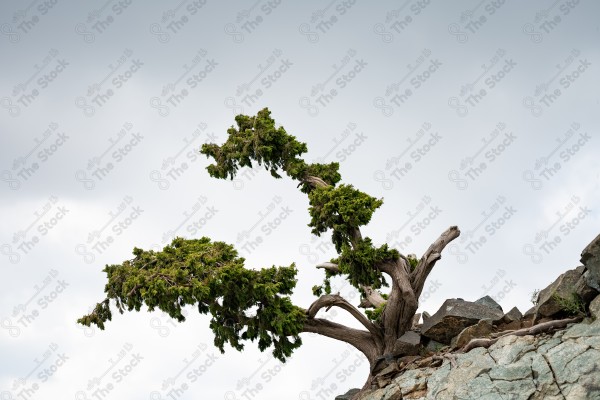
xmin=307 ymin=293 xmax=383 ymax=340
xmin=302 ymin=318 xmax=381 ymax=364
xmin=315 ymin=262 xmax=341 ymax=273
xmin=411 ymin=226 xmax=461 ymax=299
xmin=304 ymin=226 xmax=460 ymax=396
xmin=459 ymin=316 xmax=583 ymax=353
xmin=359 ymin=285 xmax=387 ymax=309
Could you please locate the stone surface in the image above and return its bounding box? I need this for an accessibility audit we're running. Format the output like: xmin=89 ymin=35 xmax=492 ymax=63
xmin=420 ymin=299 xmax=504 ymax=344
xmin=451 ymin=319 xmax=493 ymax=349
xmin=502 ymin=306 xmax=523 ymax=323
xmin=581 ymin=232 xmax=600 ymax=292
xmin=576 ymin=271 xmax=599 ymax=303
xmin=591 ymin=294 xmax=600 ymax=320
xmin=475 ymin=295 xmax=503 ymax=312
xmin=535 ymin=266 xmax=587 ymax=319
xmin=355 ymin=319 xmax=600 ymax=400
xmin=392 ymin=330 xmax=421 ymax=356
xmin=411 ymin=313 xmax=421 ymax=329
xmin=335 ymin=388 xmax=360 ymax=400
xmin=421 ymin=311 xmax=431 ymax=322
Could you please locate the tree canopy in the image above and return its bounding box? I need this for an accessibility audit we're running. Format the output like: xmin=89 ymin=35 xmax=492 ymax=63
xmin=79 ymin=108 xmax=460 ymax=381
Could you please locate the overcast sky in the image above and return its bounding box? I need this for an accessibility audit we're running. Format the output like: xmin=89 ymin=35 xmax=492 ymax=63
xmin=1 ymin=1 xmax=599 ymax=399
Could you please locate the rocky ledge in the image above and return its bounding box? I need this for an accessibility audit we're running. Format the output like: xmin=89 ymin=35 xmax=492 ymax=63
xmin=356 ymin=317 xmax=600 ymax=399
xmin=337 ymin=233 xmax=600 ymax=399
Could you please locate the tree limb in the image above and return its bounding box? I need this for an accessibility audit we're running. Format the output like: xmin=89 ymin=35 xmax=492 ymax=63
xmin=316 ymin=262 xmax=341 ymax=273
xmin=459 ymin=316 xmax=582 ymax=353
xmin=359 ymin=285 xmax=387 ymax=309
xmin=410 ymin=226 xmax=461 ymax=299
xmin=302 ymin=318 xmax=381 ymax=363
xmin=303 ymin=175 xmax=329 ymax=189
xmin=306 ymin=293 xmax=382 ymax=339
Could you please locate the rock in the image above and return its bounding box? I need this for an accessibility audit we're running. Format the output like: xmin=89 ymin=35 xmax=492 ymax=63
xmin=425 ymin=339 xmax=445 ymax=353
xmin=422 ymin=311 xmax=431 ymax=322
xmin=376 ymin=362 xmax=400 ymax=378
xmin=575 ymin=271 xmax=599 ymax=302
xmin=475 ymin=295 xmax=503 ymax=312
xmin=335 ymin=388 xmax=360 ymax=400
xmin=451 ymin=319 xmax=494 ymax=349
xmin=502 ymin=306 xmax=523 ymax=323
xmin=581 ymin=232 xmax=600 ymax=292
xmin=523 ymin=306 xmax=536 ymax=318
xmin=420 ymin=298 xmax=504 ymax=344
xmin=355 ymin=318 xmax=600 ymax=400
xmin=535 ymin=266 xmax=588 ymax=319
xmin=411 ymin=313 xmax=421 ymax=329
xmin=590 ymin=294 xmax=600 ymax=319
xmin=371 ymin=353 xmax=395 ymax=376
xmin=393 ymin=331 xmax=421 ymax=356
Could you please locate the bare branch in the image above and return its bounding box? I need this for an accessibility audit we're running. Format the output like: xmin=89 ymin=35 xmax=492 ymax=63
xmin=411 ymin=226 xmax=461 ymax=299
xmin=316 ymin=262 xmax=340 ymax=273
xmin=459 ymin=316 xmax=582 ymax=353
xmin=307 ymin=293 xmax=382 ymax=339
xmin=359 ymin=285 xmax=387 ymax=309
xmin=303 ymin=175 xmax=330 ymax=188
xmin=302 ymin=318 xmax=381 ymax=363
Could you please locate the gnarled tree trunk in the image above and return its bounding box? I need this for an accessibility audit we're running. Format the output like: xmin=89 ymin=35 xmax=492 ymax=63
xmin=304 ymin=225 xmax=461 ymax=393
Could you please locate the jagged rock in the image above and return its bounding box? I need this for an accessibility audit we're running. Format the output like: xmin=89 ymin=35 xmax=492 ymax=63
xmin=354 ymin=318 xmax=600 ymax=400
xmin=397 ymin=355 xmax=421 ymax=368
xmin=335 ymin=388 xmax=360 ymax=400
xmin=590 ymin=294 xmax=600 ymax=319
xmin=376 ymin=362 xmax=399 ymax=378
xmin=371 ymin=353 xmax=395 ymax=376
xmin=451 ymin=319 xmax=493 ymax=349
xmin=495 ymin=307 xmax=523 ymax=331
xmin=475 ymin=295 xmax=503 ymax=312
xmin=535 ymin=266 xmax=588 ymax=319
xmin=393 ymin=331 xmax=421 ymax=356
xmin=420 ymin=298 xmax=504 ymax=344
xmin=502 ymin=306 xmax=522 ymax=323
xmin=425 ymin=339 xmax=445 ymax=353
xmin=422 ymin=311 xmax=431 ymax=322
xmin=523 ymin=306 xmax=536 ymax=318
xmin=411 ymin=313 xmax=421 ymax=329
xmin=576 ymin=271 xmax=599 ymax=302
xmin=581 ymin=232 xmax=600 ymax=292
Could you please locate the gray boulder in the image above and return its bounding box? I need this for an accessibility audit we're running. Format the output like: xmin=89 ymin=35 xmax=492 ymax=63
xmin=502 ymin=306 xmax=523 ymax=323
xmin=421 ymin=298 xmax=504 ymax=344
xmin=475 ymin=295 xmax=503 ymax=312
xmin=393 ymin=330 xmax=421 ymax=356
xmin=335 ymin=388 xmax=360 ymax=400
xmin=581 ymin=232 xmax=600 ymax=292
xmin=535 ymin=266 xmax=589 ymax=319
xmin=451 ymin=319 xmax=494 ymax=349
xmin=590 ymin=294 xmax=600 ymax=320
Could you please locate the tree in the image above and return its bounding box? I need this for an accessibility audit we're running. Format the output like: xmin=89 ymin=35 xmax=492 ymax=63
xmin=78 ymin=108 xmax=460 ymax=393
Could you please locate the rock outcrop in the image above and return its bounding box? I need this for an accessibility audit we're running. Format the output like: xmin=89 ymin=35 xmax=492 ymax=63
xmin=337 ymin=233 xmax=600 ymax=400
xmin=356 ymin=318 xmax=600 ymax=399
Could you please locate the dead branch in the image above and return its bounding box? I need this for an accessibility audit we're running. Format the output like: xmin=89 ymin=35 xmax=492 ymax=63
xmin=306 ymin=293 xmax=383 ymax=339
xmin=411 ymin=226 xmax=461 ymax=299
xmin=459 ymin=316 xmax=583 ymax=353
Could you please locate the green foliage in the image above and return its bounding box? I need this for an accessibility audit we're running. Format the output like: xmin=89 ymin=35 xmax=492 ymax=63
xmin=365 ymin=302 xmax=386 ymax=322
xmin=308 ymin=185 xmax=383 ymax=252
xmin=80 ymin=108 xmax=426 ymax=365
xmin=200 ymin=108 xmax=341 ymax=192
xmin=78 ymin=237 xmax=306 ymax=362
xmin=336 ymin=238 xmax=398 ymax=291
xmin=407 ymin=254 xmax=418 ymax=271
xmin=552 ymin=292 xmax=585 ymax=316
